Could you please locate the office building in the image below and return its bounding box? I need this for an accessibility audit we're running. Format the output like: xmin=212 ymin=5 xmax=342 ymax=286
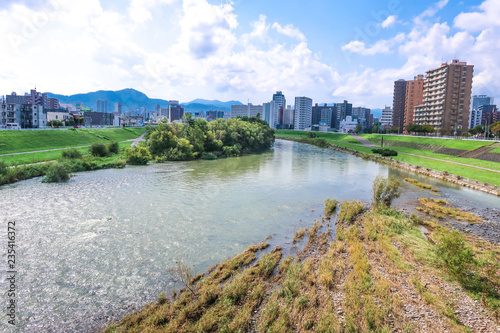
xmin=414 ymin=60 xmax=474 ymax=134
xmin=479 ymin=105 xmax=498 ymax=127
xmin=263 ymin=101 xmax=278 ymax=127
xmin=294 ymin=96 xmax=313 ymax=130
xmin=470 ymin=95 xmax=493 ymax=128
xmin=312 ymin=103 xmax=336 ymax=128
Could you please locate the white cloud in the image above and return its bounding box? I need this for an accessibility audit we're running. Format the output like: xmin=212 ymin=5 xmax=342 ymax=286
xmin=128 ymin=0 xmax=178 ymax=23
xmin=341 ymin=40 xmax=391 ymax=55
xmin=272 ymin=22 xmax=306 ymax=42
xmin=381 ymin=15 xmax=397 ymax=28
xmin=454 ymin=0 xmax=500 ymax=32
xmin=415 ymin=0 xmax=449 ymax=22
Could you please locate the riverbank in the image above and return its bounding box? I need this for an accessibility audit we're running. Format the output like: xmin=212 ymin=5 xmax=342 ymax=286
xmin=104 ymin=198 xmax=500 ymax=332
xmin=277 ymin=136 xmax=500 ymax=196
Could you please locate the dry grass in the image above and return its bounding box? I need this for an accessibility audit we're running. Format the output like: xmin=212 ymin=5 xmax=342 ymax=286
xmin=405 ymin=177 xmax=440 ymax=192
xmin=104 ymin=200 xmax=499 ymax=333
xmin=418 ymin=198 xmax=483 ymax=223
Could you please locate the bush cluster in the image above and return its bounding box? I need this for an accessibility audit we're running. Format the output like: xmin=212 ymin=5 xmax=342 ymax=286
xmin=371 ymin=148 xmax=398 ymax=157
xmin=42 ymin=162 xmax=71 ymax=183
xmin=124 ymin=147 xmax=151 ymax=165
xmin=62 ymin=149 xmax=83 ymax=159
xmin=89 ymin=142 xmax=120 ymax=157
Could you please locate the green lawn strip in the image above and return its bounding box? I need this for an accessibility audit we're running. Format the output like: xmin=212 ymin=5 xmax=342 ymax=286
xmin=491 ymin=147 xmax=500 ymax=154
xmin=391 ymin=154 xmax=500 ymax=186
xmin=0 ymin=128 xmax=145 ymax=154
xmin=389 ymin=147 xmax=500 ymax=172
xmin=0 ymin=147 xmax=88 ymax=166
xmin=278 ymin=133 xmax=500 ymax=186
xmin=0 ymin=142 xmax=133 ymax=166
xmin=275 ymin=130 xmax=361 ymax=144
xmin=361 ymin=134 xmax=496 ymax=150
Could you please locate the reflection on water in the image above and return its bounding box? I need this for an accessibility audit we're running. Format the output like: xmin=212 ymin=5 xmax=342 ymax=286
xmin=0 ymin=139 xmax=498 ymax=332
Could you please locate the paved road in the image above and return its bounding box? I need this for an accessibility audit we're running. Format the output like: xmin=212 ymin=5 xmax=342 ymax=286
xmin=350 ymin=134 xmax=377 ymax=147
xmin=350 ymin=134 xmax=500 ymax=174
xmin=130 ymin=132 xmax=147 ymax=148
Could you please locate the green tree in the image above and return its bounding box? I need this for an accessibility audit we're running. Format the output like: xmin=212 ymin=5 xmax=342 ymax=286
xmin=355 ymin=124 xmax=362 ymax=133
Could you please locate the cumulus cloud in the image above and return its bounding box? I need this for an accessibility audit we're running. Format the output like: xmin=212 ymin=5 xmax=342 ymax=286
xmin=272 ymin=22 xmax=306 ymax=42
xmin=381 ymin=15 xmax=397 ymax=28
xmin=454 ymin=0 xmax=500 ymax=32
xmin=128 ymin=0 xmax=178 ymax=23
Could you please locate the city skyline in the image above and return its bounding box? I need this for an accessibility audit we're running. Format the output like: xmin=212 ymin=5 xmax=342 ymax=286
xmin=1 ymin=0 xmax=499 ymax=108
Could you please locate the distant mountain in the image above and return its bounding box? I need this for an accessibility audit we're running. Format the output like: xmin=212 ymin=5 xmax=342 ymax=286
xmin=46 ymin=89 xmax=242 ymax=113
xmin=371 ymin=108 xmax=383 ymax=118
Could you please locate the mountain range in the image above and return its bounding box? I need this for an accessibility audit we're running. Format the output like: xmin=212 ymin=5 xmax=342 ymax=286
xmin=46 ymin=89 xmax=243 ymax=113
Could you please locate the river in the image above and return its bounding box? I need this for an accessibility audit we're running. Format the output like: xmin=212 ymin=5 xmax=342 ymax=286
xmin=0 ymin=139 xmax=498 ymax=332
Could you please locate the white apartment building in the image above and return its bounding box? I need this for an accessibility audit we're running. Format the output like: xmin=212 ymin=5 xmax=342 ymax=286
xmin=380 ymin=106 xmax=393 ymax=128
xmin=294 ymin=97 xmax=313 ymax=130
xmin=231 ymin=103 xmax=264 ymax=119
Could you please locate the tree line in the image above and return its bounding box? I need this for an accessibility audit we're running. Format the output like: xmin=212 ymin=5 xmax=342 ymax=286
xmin=142 ymin=115 xmax=275 ymax=162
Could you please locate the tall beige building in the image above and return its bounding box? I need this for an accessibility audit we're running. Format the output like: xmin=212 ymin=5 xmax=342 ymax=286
xmin=403 ymin=74 xmax=424 ymax=133
xmin=414 ymin=60 xmax=474 ymax=134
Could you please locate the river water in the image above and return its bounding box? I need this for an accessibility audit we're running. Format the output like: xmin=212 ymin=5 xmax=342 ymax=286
xmin=1 ymin=139 xmax=498 ymax=332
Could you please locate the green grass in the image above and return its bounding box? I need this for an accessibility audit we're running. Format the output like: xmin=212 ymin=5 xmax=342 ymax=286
xmin=491 ymin=147 xmax=500 ymax=154
xmin=0 ymin=142 xmax=133 ymax=166
xmin=276 ymin=130 xmax=361 ymax=144
xmin=277 ymin=131 xmax=500 ymax=186
xmin=361 ymin=134 xmax=496 ymax=150
xmin=0 ymin=127 xmax=145 ymax=154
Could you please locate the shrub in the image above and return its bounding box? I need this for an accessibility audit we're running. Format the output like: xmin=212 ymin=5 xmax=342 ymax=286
xmin=114 ymin=159 xmax=126 ymax=168
xmin=223 ymin=145 xmax=241 ymax=157
xmin=324 ymin=198 xmax=339 ymax=217
xmin=371 ymin=148 xmax=398 ymax=157
xmin=42 ymin=162 xmax=71 ymax=183
xmin=89 ymin=142 xmax=108 ymax=157
xmin=108 ymin=142 xmax=120 ymax=154
xmin=201 ymin=152 xmax=218 ymax=160
xmin=61 ymin=149 xmax=83 ymax=159
xmin=0 ymin=161 xmax=8 ymax=175
xmin=372 ymin=175 xmax=400 ymax=207
xmin=436 ymin=230 xmax=476 ymax=283
xmin=124 ymin=147 xmax=151 ymax=165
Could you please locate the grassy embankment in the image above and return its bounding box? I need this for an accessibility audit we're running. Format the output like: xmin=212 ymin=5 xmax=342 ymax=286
xmin=104 ymin=193 xmax=500 ymax=332
xmin=0 ymin=128 xmax=146 ymax=185
xmin=275 ymin=130 xmax=500 ymax=186
xmin=0 ymin=128 xmax=145 ymax=166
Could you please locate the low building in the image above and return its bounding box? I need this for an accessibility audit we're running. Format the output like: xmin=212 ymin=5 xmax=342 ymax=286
xmin=339 ymin=116 xmax=358 ymax=133
xmin=231 ymin=103 xmax=264 ymax=119
xmin=83 ymin=111 xmax=114 ymax=127
xmin=1 ymin=101 xmax=46 ymax=128
xmin=122 ymin=116 xmax=144 ymax=127
xmin=47 ymin=111 xmax=72 ymax=124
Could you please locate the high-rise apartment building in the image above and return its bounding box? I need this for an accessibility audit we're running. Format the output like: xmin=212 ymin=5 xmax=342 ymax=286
xmin=231 ymin=103 xmax=264 ymax=119
xmin=392 ymin=79 xmax=407 ymax=133
xmin=294 ymin=97 xmax=313 ymax=130
xmin=380 ymin=106 xmax=393 ymax=128
xmin=334 ymin=100 xmax=352 ymax=129
xmin=414 ymin=60 xmax=474 ymax=134
xmin=272 ymin=91 xmax=286 ymax=127
xmin=168 ymin=100 xmax=185 ymax=123
xmin=402 ymin=75 xmax=424 ymax=133
xmin=97 ymin=99 xmax=108 ymax=113
xmin=6 ymin=89 xmax=59 ymax=111
xmin=115 ymin=102 xmax=122 ymax=114
xmin=312 ymin=103 xmax=336 ymax=128
xmin=263 ymin=101 xmax=278 ymax=128
xmin=352 ymin=107 xmax=372 ymax=129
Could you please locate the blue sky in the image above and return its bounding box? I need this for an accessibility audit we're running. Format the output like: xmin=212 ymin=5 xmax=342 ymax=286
xmin=0 ymin=0 xmax=498 ymax=109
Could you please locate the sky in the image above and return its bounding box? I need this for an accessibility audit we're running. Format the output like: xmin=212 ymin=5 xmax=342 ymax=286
xmin=0 ymin=0 xmax=499 ymax=109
